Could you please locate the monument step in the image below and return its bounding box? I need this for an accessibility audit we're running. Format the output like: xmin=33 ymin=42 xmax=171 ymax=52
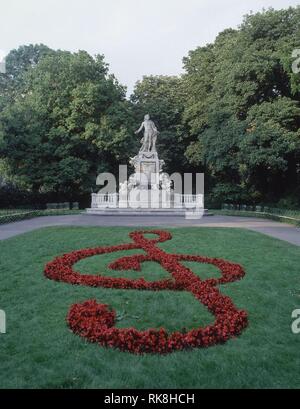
xmin=85 ymin=208 xmax=212 ymax=216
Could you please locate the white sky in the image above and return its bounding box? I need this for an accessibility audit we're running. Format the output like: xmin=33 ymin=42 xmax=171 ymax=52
xmin=0 ymin=0 xmax=299 ymax=95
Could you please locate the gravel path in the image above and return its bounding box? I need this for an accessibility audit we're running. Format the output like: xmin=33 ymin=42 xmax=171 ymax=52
xmin=0 ymin=214 xmax=299 ymax=246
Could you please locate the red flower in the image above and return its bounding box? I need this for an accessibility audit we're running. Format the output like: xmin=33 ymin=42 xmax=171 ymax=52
xmin=44 ymin=230 xmax=248 ymax=354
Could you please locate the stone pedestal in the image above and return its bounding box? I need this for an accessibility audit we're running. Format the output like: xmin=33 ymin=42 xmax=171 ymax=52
xmin=129 ymin=151 xmax=165 ymax=188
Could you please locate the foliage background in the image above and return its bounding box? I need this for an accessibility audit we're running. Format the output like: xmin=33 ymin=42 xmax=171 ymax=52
xmin=0 ymin=7 xmax=299 ymax=208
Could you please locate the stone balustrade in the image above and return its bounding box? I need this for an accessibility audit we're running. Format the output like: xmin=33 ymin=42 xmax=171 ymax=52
xmin=91 ymin=192 xmax=204 ymax=209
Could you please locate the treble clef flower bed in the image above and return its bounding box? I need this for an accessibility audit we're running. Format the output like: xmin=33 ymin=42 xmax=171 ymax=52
xmin=44 ymin=230 xmax=248 ymax=354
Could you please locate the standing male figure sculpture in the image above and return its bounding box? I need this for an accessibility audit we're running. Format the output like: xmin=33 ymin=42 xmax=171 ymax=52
xmin=135 ymin=114 xmax=159 ymax=153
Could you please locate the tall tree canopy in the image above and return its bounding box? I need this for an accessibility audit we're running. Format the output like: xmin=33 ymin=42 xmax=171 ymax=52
xmin=0 ymin=47 xmax=134 ymax=199
xmin=182 ymin=6 xmax=300 ymax=204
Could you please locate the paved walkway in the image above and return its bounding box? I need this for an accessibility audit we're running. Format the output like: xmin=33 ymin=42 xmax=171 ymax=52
xmin=0 ymin=214 xmax=299 ymax=246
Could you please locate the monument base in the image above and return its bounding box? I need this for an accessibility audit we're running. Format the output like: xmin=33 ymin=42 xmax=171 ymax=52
xmin=89 ymin=119 xmax=206 ymax=218
xmin=85 ymin=207 xmax=212 ymax=217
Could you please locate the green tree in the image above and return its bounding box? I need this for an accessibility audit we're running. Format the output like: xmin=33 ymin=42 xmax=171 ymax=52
xmin=0 ymin=48 xmax=134 ymax=200
xmin=0 ymin=44 xmax=53 ymax=110
xmin=182 ymin=6 xmax=300 ymax=204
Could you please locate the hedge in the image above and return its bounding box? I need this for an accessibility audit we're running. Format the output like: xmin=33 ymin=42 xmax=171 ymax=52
xmin=216 ymin=206 xmax=300 ymax=227
xmin=0 ymin=209 xmax=82 ymax=225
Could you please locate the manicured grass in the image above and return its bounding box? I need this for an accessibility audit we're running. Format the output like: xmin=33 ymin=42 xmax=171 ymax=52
xmin=0 ymin=226 xmax=299 ymax=388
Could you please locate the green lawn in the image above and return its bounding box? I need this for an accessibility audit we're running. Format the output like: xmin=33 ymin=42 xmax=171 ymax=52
xmin=0 ymin=226 xmax=300 ymax=388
